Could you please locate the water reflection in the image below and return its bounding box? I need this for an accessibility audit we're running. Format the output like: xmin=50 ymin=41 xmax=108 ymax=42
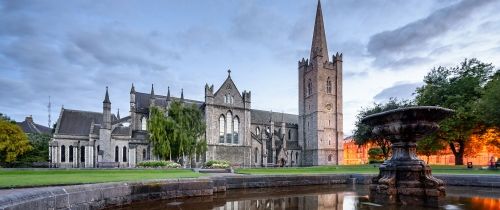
xmin=114 ymin=185 xmax=499 ymax=210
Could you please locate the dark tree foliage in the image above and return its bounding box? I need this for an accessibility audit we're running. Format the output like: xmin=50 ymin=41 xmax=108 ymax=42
xmin=353 ymin=98 xmax=413 ymax=160
xmin=16 ymin=133 xmax=51 ymax=166
xmin=476 ymin=71 xmax=500 ymax=128
xmin=416 ymin=134 xmax=445 ymax=164
xmin=415 ymin=58 xmax=495 ymax=165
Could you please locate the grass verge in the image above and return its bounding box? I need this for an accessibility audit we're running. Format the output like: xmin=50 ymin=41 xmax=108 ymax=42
xmin=235 ymin=165 xmax=500 ymax=175
xmin=0 ymin=169 xmax=201 ymax=188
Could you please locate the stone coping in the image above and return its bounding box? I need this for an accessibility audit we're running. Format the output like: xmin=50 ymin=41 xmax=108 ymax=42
xmin=0 ymin=174 xmax=498 ymax=210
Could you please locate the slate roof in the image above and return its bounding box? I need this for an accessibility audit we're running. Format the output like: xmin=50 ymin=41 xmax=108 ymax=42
xmin=250 ymin=109 xmax=298 ymax=125
xmin=112 ymin=126 xmax=130 ymax=136
xmin=57 ymin=109 xmax=117 ymax=136
xmin=17 ymin=117 xmax=51 ymax=134
xmin=135 ymin=92 xmax=204 ymax=113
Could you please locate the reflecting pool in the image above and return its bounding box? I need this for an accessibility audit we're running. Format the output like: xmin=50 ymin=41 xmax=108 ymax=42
xmin=113 ymin=185 xmax=499 ymax=210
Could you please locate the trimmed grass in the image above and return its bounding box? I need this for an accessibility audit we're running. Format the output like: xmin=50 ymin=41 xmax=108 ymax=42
xmin=0 ymin=169 xmax=201 ymax=188
xmin=235 ymin=165 xmax=500 ymax=175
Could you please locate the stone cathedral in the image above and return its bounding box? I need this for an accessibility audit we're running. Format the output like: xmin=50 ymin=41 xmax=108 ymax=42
xmin=49 ymin=1 xmax=343 ymax=168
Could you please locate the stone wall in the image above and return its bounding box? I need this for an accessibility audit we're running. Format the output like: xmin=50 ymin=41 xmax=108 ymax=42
xmin=1 ymin=174 xmax=498 ymax=210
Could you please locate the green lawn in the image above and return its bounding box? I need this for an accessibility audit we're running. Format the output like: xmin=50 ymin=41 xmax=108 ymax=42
xmin=235 ymin=165 xmax=500 ymax=175
xmin=0 ymin=169 xmax=201 ymax=188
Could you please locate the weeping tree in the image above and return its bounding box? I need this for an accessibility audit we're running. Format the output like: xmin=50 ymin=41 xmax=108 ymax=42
xmin=353 ymin=98 xmax=413 ymax=160
xmin=148 ymin=101 xmax=207 ymax=167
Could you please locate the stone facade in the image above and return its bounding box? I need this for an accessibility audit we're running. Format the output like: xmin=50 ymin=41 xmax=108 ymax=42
xmin=49 ymin=0 xmax=342 ymax=167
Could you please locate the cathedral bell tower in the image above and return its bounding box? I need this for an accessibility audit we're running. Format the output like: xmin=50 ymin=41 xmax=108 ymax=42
xmin=298 ymin=0 xmax=343 ymax=166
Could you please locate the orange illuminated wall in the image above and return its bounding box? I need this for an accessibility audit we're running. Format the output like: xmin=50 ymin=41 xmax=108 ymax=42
xmin=343 ymin=129 xmax=499 ymax=166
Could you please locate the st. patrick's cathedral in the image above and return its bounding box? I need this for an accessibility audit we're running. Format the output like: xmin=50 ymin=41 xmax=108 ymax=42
xmin=49 ymin=1 xmax=343 ymax=168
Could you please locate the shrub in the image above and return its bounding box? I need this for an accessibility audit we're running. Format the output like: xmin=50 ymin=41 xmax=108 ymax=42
xmin=137 ymin=160 xmax=181 ymax=168
xmin=204 ymin=160 xmax=231 ymax=169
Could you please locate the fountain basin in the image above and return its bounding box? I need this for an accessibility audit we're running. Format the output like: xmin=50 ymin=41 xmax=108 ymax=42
xmin=361 ymin=106 xmax=454 ymax=206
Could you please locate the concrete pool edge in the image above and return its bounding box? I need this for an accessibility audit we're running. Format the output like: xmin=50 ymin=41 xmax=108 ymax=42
xmin=0 ymin=174 xmax=498 ymax=210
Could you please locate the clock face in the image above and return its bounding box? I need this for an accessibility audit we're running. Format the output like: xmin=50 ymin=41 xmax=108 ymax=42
xmin=325 ymin=103 xmax=332 ymax=111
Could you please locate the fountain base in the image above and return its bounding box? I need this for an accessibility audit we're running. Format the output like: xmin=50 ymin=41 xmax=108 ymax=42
xmin=369 ymin=160 xmax=445 ymax=206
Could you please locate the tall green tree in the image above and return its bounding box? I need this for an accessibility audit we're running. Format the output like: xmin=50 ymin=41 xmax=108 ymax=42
xmin=147 ymin=101 xmax=207 ymax=167
xmin=17 ymin=133 xmax=51 ymax=164
xmin=0 ymin=119 xmax=32 ymax=163
xmin=415 ymin=58 xmax=495 ymax=165
xmin=476 ymin=71 xmax=500 ymax=128
xmin=353 ymin=98 xmax=413 ymax=160
xmin=147 ymin=106 xmax=171 ymax=160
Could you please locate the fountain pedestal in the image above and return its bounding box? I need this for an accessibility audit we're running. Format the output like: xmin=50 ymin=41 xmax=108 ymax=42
xmin=361 ymin=106 xmax=453 ymax=206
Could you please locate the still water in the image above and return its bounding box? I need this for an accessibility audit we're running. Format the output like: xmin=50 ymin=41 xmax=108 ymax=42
xmin=114 ymin=185 xmax=499 ymax=210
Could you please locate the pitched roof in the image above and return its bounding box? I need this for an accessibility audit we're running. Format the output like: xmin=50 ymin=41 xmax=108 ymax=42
xmin=57 ymin=109 xmax=117 ymax=136
xmin=250 ymin=109 xmax=298 ymax=125
xmin=17 ymin=116 xmax=51 ymax=134
xmin=112 ymin=126 xmax=130 ymax=136
xmin=134 ymin=92 xmax=204 ymax=113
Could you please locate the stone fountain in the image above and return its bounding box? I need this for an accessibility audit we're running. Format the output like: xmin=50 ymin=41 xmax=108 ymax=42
xmin=361 ymin=106 xmax=454 ymax=206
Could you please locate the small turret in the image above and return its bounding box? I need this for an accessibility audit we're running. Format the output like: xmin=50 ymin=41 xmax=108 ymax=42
xmin=117 ymin=108 xmax=120 ymax=120
xmin=166 ymin=86 xmax=171 ymax=101
xmin=102 ymin=87 xmax=111 ymax=130
xmin=150 ymin=84 xmax=155 ymax=106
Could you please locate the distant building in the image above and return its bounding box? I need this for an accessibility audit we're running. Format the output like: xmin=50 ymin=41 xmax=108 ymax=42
xmin=49 ymin=1 xmax=344 ymax=168
xmin=17 ymin=116 xmax=51 ymax=135
xmin=343 ymin=136 xmax=370 ymax=165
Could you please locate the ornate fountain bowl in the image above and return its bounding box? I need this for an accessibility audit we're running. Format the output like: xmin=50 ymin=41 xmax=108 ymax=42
xmin=361 ymin=106 xmax=454 ymax=206
xmin=362 ymin=106 xmax=454 ymax=142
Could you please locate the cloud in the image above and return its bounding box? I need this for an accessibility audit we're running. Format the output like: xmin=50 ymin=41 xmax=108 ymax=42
xmin=367 ymin=0 xmax=495 ymax=68
xmin=373 ymin=82 xmax=422 ymax=102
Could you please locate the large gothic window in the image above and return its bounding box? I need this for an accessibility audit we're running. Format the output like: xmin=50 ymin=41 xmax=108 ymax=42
xmin=141 ymin=116 xmax=147 ymax=130
xmin=307 ymin=79 xmax=313 ymax=96
xmin=256 ymin=127 xmax=260 ymax=136
xmin=226 ymin=111 xmax=233 ymax=143
xmin=219 ymin=115 xmax=225 ymax=143
xmin=326 ymin=77 xmax=332 ymax=94
xmin=233 ymin=116 xmax=239 ymax=144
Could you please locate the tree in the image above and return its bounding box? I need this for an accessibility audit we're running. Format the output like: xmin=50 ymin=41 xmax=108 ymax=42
xmin=17 ymin=133 xmax=51 ymax=163
xmin=476 ymin=71 xmax=500 ymax=128
xmin=416 ymin=135 xmax=445 ymax=164
xmin=147 ymin=101 xmax=207 ymax=167
xmin=147 ymin=106 xmax=171 ymax=160
xmin=0 ymin=119 xmax=32 ymax=163
xmin=353 ymin=98 xmax=413 ymax=160
xmin=0 ymin=113 xmax=16 ymax=124
xmin=415 ymin=58 xmax=495 ymax=165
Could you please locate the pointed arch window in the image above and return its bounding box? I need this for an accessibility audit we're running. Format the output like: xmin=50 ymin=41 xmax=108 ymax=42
xmin=61 ymin=145 xmax=66 ymax=162
xmin=69 ymin=146 xmax=74 ymax=162
xmin=219 ymin=115 xmax=226 ymax=143
xmin=115 ymin=146 xmax=119 ymax=162
xmin=326 ymin=77 xmax=332 ymax=94
xmin=256 ymin=127 xmax=260 ymax=136
xmin=307 ymin=79 xmax=313 ymax=96
xmin=233 ymin=116 xmax=239 ymax=144
xmin=141 ymin=116 xmax=147 ymax=130
xmin=288 ymin=130 xmax=291 ymax=140
xmin=80 ymin=146 xmax=85 ymax=162
xmin=226 ymin=111 xmax=233 ymax=143
xmin=254 ymin=147 xmax=259 ymax=163
xmin=123 ymin=146 xmax=127 ymax=162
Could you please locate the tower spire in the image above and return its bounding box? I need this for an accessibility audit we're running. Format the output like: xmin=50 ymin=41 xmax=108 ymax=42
xmin=130 ymin=83 xmax=135 ymax=94
xmin=103 ymin=86 xmax=111 ymax=103
xmin=310 ymin=0 xmax=329 ymax=61
xmin=117 ymin=108 xmax=120 ymax=119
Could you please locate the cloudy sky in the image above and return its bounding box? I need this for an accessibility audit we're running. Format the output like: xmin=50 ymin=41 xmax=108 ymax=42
xmin=1 ymin=0 xmax=500 ymax=135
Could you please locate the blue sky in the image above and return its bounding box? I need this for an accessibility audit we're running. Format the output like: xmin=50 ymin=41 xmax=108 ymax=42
xmin=1 ymin=0 xmax=500 ymax=135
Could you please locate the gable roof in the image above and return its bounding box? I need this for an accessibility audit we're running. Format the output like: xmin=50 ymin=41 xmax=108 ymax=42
xmin=17 ymin=117 xmax=51 ymax=134
xmin=214 ymin=74 xmax=243 ymax=98
xmin=56 ymin=109 xmax=117 ymax=136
